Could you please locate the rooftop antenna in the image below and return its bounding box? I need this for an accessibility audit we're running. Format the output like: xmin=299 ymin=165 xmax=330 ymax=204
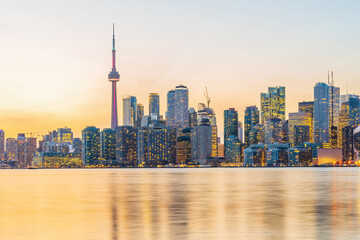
xmin=328 ymin=71 xmax=330 ymax=85
xmin=204 ymin=87 xmax=211 ymax=108
xmin=331 ymin=71 xmax=334 ymax=86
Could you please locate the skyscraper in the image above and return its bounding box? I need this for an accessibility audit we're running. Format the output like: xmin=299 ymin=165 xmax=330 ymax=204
xmin=198 ymin=107 xmax=218 ymax=157
xmin=5 ymin=138 xmax=16 ymax=161
xmin=188 ymin=108 xmax=197 ymax=128
xmin=260 ymin=86 xmax=285 ymax=124
xmin=166 ymin=90 xmax=176 ymax=127
xmin=100 ymin=128 xmax=116 ymax=161
xmin=294 ymin=125 xmax=311 ymax=146
xmin=174 ymin=85 xmax=189 ymax=129
xmin=191 ymin=119 xmax=212 ymax=165
xmin=149 ymin=93 xmax=160 ymax=118
xmin=177 ymin=128 xmax=192 ymax=165
xmin=342 ymin=126 xmax=354 ymax=161
xmin=82 ymin=126 xmax=100 ymax=166
xmin=329 ymin=80 xmax=340 ymax=131
xmin=244 ymin=106 xmax=259 ymax=147
xmin=16 ymin=134 xmax=26 ymax=166
xmin=314 ymin=82 xmax=330 ymax=144
xmin=249 ymin=124 xmax=265 ymax=145
xmin=339 ymin=95 xmax=360 ymax=147
xmin=224 ymin=108 xmax=239 ymax=160
xmin=57 ymin=127 xmax=73 ymax=143
xmin=224 ymin=108 xmax=238 ymax=141
xmin=288 ymin=112 xmax=312 ymax=145
xmin=136 ymin=104 xmax=144 ymax=127
xmin=298 ymin=101 xmax=314 ymax=117
xmin=123 ymin=96 xmax=137 ymax=126
xmin=108 ymin=24 xmax=120 ymax=130
xmin=224 ymin=135 xmax=241 ymax=163
xmin=265 ymin=118 xmax=283 ymax=144
xmin=137 ymin=126 xmax=177 ymax=166
xmin=116 ymin=126 xmax=138 ymax=166
xmin=238 ymin=122 xmax=243 ymax=143
xmin=328 ymin=78 xmax=340 ymax=148
xmin=25 ymin=137 xmax=37 ymax=166
xmin=73 ymin=138 xmax=82 ymax=157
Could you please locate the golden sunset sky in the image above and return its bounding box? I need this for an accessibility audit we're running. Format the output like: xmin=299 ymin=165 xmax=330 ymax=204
xmin=1 ymin=0 xmax=360 ymax=139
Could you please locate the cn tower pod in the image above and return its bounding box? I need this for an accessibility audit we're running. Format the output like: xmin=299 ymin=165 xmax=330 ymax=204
xmin=108 ymin=69 xmax=120 ymax=82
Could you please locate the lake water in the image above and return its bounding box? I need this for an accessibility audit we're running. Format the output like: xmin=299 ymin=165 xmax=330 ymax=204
xmin=0 ymin=168 xmax=359 ymax=240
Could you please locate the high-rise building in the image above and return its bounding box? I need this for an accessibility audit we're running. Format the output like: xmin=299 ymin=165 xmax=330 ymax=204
xmin=149 ymin=93 xmax=160 ymax=118
xmin=260 ymin=86 xmax=285 ymax=124
xmin=288 ymin=112 xmax=312 ymax=145
xmin=100 ymin=128 xmax=116 ymax=161
xmin=108 ymin=25 xmax=120 ymax=130
xmin=137 ymin=126 xmax=177 ymax=166
xmin=188 ymin=108 xmax=197 ymax=128
xmin=265 ymin=118 xmax=283 ymax=144
xmin=177 ymin=128 xmax=192 ymax=165
xmin=342 ymin=126 xmax=354 ymax=161
xmin=329 ymin=83 xmax=340 ymax=131
xmin=224 ymin=135 xmax=241 ymax=163
xmin=224 ymin=108 xmax=238 ymax=141
xmin=249 ymin=124 xmax=265 ymax=145
xmin=191 ymin=119 xmax=212 ymax=165
xmin=294 ymin=125 xmax=311 ymax=146
xmin=116 ymin=126 xmax=138 ymax=166
xmin=348 ymin=97 xmax=360 ymax=127
xmin=339 ymin=96 xmax=360 ymax=147
xmin=238 ymin=121 xmax=243 ymax=143
xmin=224 ymin=108 xmax=239 ymax=160
xmin=282 ymin=120 xmax=289 ymax=143
xmin=57 ymin=127 xmax=73 ymax=143
xmin=135 ymin=104 xmax=144 ymax=127
xmin=0 ymin=130 xmax=4 ymax=161
xmin=341 ymin=94 xmax=360 ymax=105
xmin=16 ymin=134 xmax=26 ymax=166
xmin=123 ymin=96 xmax=137 ymax=126
xmin=166 ymin=90 xmax=176 ymax=127
xmin=244 ymin=106 xmax=259 ymax=147
xmin=82 ymin=126 xmax=100 ymax=166
xmin=5 ymin=138 xmax=16 ymax=161
xmin=298 ymin=101 xmax=314 ymax=117
xmin=329 ymin=80 xmax=340 ymax=148
xmin=25 ymin=137 xmax=37 ymax=166
xmin=73 ymin=138 xmax=82 ymax=157
xmin=314 ymin=74 xmax=341 ymax=147
xmin=314 ymin=82 xmax=330 ymax=144
xmin=174 ymin=85 xmax=189 ymax=129
xmin=198 ymin=107 xmax=218 ymax=157
xmin=49 ymin=130 xmax=58 ymax=142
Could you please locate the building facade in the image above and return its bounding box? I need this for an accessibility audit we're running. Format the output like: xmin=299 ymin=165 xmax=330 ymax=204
xmin=260 ymin=86 xmax=285 ymax=124
xmin=123 ymin=96 xmax=137 ymax=126
xmin=82 ymin=126 xmax=100 ymax=166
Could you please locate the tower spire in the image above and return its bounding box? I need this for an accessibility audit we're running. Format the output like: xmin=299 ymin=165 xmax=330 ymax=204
xmin=112 ymin=23 xmax=116 ymax=69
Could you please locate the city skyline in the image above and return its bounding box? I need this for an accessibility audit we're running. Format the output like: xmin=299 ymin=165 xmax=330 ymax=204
xmin=2 ymin=1 xmax=360 ymax=138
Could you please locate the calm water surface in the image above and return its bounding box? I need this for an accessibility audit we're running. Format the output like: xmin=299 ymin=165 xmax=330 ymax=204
xmin=0 ymin=168 xmax=359 ymax=240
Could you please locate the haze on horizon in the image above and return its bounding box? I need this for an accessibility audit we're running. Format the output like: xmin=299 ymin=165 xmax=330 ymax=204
xmin=1 ymin=0 xmax=360 ymax=139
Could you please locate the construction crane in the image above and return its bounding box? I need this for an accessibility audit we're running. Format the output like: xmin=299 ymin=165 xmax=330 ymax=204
xmin=204 ymin=87 xmax=211 ymax=108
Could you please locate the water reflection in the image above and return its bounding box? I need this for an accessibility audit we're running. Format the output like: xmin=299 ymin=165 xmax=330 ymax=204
xmin=0 ymin=168 xmax=359 ymax=240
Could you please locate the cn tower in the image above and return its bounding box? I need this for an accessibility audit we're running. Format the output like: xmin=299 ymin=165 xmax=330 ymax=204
xmin=108 ymin=24 xmax=120 ymax=129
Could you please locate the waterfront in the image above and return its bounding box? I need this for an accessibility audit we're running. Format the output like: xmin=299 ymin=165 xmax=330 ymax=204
xmin=0 ymin=168 xmax=359 ymax=240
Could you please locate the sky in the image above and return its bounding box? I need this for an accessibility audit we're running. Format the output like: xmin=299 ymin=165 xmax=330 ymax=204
xmin=1 ymin=0 xmax=360 ymax=140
